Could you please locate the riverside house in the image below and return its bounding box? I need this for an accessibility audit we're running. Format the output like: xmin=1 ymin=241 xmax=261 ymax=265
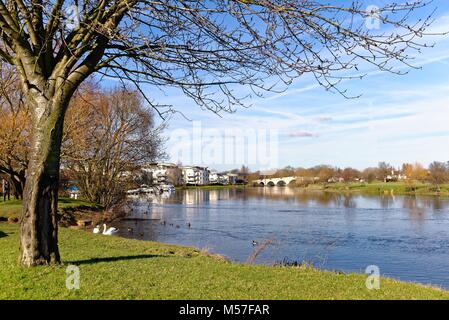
xmin=142 ymin=163 xmax=183 ymax=186
xmin=181 ymin=166 xmax=210 ymax=186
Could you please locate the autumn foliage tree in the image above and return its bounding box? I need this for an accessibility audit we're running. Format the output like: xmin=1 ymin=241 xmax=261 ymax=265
xmin=0 ymin=1 xmax=439 ymax=265
xmin=377 ymin=162 xmax=395 ymax=182
xmin=402 ymin=163 xmax=414 ymax=181
xmin=0 ymin=62 xmax=30 ymax=198
xmin=361 ymin=167 xmax=377 ymax=183
xmin=413 ymin=163 xmax=429 ymax=182
xmin=428 ymin=161 xmax=448 ymax=186
xmin=315 ymin=165 xmax=336 ymax=183
xmin=341 ymin=167 xmax=361 ymax=183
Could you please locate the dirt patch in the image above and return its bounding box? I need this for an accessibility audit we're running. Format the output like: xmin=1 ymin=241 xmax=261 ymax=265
xmin=58 ymin=207 xmax=102 ymax=228
xmin=58 ymin=204 xmax=126 ymax=230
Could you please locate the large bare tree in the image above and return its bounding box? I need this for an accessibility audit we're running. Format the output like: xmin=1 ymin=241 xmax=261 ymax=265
xmin=0 ymin=0 xmax=438 ymax=266
xmin=62 ymin=84 xmax=165 ymax=208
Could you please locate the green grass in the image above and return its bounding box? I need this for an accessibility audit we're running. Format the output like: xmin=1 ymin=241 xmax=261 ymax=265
xmin=0 ymin=198 xmax=22 ymax=219
xmin=299 ymin=182 xmax=449 ymax=196
xmin=0 ymin=223 xmax=448 ymax=299
xmin=0 ymin=197 xmax=101 ymax=220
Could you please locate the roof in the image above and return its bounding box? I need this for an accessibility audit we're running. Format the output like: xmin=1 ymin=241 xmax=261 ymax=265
xmin=143 ymin=162 xmax=178 ymax=168
xmin=181 ymin=166 xmax=208 ymax=170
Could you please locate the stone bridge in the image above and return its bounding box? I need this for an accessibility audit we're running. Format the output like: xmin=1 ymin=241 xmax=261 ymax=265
xmin=252 ymin=176 xmax=298 ymax=187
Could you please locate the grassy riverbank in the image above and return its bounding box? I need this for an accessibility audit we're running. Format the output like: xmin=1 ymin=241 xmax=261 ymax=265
xmin=294 ymin=182 xmax=449 ymax=196
xmin=190 ymin=181 xmax=449 ymax=197
xmin=0 ymin=223 xmax=448 ymax=299
xmin=0 ymin=198 xmax=101 ymax=220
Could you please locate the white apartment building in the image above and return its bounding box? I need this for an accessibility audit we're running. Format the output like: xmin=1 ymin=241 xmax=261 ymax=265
xmin=142 ymin=163 xmax=182 ymax=186
xmin=182 ymin=166 xmax=209 ymax=185
xmin=221 ymin=174 xmax=229 ymax=185
xmin=209 ymin=171 xmax=238 ymax=185
xmin=209 ymin=170 xmax=241 ymax=185
xmin=209 ymin=171 xmax=220 ymax=184
xmin=140 ymin=164 xmax=243 ymax=186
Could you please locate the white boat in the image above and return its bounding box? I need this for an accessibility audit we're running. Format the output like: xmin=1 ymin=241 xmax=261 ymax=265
xmin=126 ymin=184 xmax=174 ymax=197
xmin=126 ymin=185 xmax=155 ymax=196
xmin=160 ymin=184 xmax=176 ymax=193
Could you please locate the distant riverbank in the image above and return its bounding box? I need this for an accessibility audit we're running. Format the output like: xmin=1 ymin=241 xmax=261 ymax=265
xmin=177 ymin=182 xmax=449 ymax=196
xmin=291 ymin=182 xmax=449 ymax=196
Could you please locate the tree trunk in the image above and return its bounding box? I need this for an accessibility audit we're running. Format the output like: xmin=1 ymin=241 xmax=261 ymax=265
xmin=20 ymin=98 xmax=66 ymax=266
xmin=10 ymin=174 xmax=24 ymax=199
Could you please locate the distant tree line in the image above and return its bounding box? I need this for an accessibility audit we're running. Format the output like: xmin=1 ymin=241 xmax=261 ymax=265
xmin=248 ymin=161 xmax=449 ymax=186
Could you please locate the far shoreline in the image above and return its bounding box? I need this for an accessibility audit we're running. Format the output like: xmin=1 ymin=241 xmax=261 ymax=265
xmin=177 ymin=182 xmax=449 ymax=197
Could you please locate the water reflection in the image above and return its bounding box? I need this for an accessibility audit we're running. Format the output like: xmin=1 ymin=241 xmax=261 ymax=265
xmin=135 ymin=187 xmax=449 ymax=216
xmin=116 ymin=187 xmax=449 ymax=288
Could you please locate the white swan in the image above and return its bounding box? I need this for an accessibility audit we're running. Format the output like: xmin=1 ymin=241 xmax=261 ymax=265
xmin=93 ymin=225 xmax=101 ymax=234
xmin=102 ymin=224 xmax=119 ymax=235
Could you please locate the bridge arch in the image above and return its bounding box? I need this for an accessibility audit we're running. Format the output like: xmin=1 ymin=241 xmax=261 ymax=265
xmin=252 ymin=176 xmax=299 ymax=187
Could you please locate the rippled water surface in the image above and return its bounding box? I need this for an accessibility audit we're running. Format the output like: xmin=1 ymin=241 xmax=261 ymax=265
xmin=114 ymin=187 xmax=449 ymax=288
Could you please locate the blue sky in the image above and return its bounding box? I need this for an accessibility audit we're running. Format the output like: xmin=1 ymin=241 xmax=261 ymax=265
xmin=138 ymin=1 xmax=449 ymax=171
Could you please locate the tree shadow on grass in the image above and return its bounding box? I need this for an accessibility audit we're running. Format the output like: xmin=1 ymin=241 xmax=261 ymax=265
xmin=66 ymin=254 xmax=167 ymax=265
xmin=0 ymin=231 xmax=8 ymax=238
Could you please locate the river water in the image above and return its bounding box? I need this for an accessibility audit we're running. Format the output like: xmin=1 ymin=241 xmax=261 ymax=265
xmin=114 ymin=187 xmax=449 ymax=288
